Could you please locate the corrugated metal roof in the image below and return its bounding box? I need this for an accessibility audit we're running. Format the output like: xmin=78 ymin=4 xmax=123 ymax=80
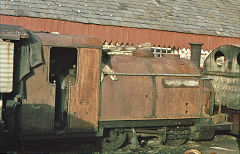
xmin=0 ymin=40 xmax=14 ymax=93
xmin=0 ymin=0 xmax=239 ymax=38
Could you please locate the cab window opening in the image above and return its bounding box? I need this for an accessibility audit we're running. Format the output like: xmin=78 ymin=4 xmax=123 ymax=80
xmin=214 ymin=51 xmax=225 ymax=67
xmin=49 ymin=47 xmax=77 ymax=83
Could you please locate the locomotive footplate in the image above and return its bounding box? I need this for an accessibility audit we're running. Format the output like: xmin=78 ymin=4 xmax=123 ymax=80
xmin=211 ymin=121 xmax=232 ymax=131
xmin=192 ymin=121 xmax=232 ymax=133
xmin=190 ymin=121 xmax=232 ymax=141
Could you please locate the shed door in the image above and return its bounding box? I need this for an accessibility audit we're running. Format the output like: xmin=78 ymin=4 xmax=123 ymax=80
xmin=68 ymin=48 xmax=101 ymax=131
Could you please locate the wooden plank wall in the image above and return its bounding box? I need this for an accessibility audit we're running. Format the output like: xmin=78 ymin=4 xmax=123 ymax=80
xmin=0 ymin=15 xmax=240 ymax=51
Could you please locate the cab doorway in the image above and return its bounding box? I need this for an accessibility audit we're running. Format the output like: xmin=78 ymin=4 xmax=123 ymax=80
xmin=49 ymin=47 xmax=77 ymax=130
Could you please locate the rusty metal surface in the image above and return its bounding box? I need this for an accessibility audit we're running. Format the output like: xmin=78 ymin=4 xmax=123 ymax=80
xmin=100 ymin=55 xmax=203 ymax=120
xmin=132 ymin=48 xmax=153 ymax=58
xmin=203 ymin=45 xmax=240 ymax=110
xmin=22 ymin=46 xmax=56 ymax=134
xmin=101 ymin=56 xmax=153 ymax=120
xmin=69 ymin=48 xmax=101 ymax=131
xmin=150 ymin=57 xmax=202 ymax=118
xmin=202 ymin=79 xmax=215 ymax=116
xmin=162 ymin=54 xmax=180 ymax=59
xmin=35 ymin=32 xmax=102 ymax=48
xmin=231 ymin=112 xmax=239 ymax=135
xmin=0 ymin=24 xmax=28 ymax=40
xmin=1 ymin=15 xmax=240 ymax=50
xmin=0 ymin=40 xmax=14 ymax=92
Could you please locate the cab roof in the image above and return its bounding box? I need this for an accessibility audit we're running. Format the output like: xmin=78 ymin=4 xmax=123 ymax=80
xmin=0 ymin=24 xmax=29 ymax=40
xmin=35 ymin=32 xmax=102 ymax=48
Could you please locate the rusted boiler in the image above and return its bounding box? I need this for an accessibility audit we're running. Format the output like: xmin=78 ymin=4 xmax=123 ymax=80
xmin=203 ymin=44 xmax=240 ymax=135
xmin=101 ymin=55 xmax=208 ymax=120
xmin=0 ymin=24 xmax=232 ymax=151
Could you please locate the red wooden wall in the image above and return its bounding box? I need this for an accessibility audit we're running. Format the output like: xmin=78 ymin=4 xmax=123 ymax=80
xmin=0 ymin=15 xmax=239 ymax=50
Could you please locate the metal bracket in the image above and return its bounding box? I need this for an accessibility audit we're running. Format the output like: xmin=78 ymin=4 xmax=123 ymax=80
xmin=130 ymin=128 xmax=139 ymax=146
xmin=158 ymin=127 xmax=167 ymax=144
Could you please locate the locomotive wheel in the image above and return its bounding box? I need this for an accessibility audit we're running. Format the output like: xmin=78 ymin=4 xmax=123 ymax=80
xmin=165 ymin=138 xmax=187 ymax=146
xmin=102 ymin=129 xmax=127 ymax=151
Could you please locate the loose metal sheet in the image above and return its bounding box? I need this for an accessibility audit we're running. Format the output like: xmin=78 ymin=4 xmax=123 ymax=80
xmin=162 ymin=79 xmax=199 ymax=88
xmin=0 ymin=24 xmax=28 ymax=40
xmin=0 ymin=40 xmax=14 ymax=93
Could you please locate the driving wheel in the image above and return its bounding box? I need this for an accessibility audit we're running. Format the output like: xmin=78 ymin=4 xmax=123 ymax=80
xmin=102 ymin=129 xmax=127 ymax=151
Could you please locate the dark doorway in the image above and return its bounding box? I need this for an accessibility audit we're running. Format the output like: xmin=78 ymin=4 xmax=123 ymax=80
xmin=49 ymin=47 xmax=77 ymax=130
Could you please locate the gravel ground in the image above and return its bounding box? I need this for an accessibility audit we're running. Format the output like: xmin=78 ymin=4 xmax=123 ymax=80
xmin=109 ymin=135 xmax=239 ymax=154
xmin=4 ymin=135 xmax=239 ymax=153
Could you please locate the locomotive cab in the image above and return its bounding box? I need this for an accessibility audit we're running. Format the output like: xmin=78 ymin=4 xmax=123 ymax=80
xmin=20 ymin=32 xmax=102 ymax=136
xmin=0 ymin=25 xmax=102 ymax=145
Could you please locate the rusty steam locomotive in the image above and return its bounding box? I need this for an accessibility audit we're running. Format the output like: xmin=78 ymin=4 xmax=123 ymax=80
xmin=0 ymin=24 xmax=232 ymax=151
xmin=203 ymin=44 xmax=240 ymax=135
